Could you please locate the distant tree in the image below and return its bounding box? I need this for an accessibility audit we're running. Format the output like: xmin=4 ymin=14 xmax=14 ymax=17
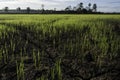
xmin=73 ymin=6 xmax=77 ymax=11
xmin=54 ymin=8 xmax=56 ymax=11
xmin=41 ymin=4 xmax=44 ymax=11
xmin=88 ymin=3 xmax=91 ymax=10
xmin=79 ymin=2 xmax=83 ymax=9
xmin=88 ymin=3 xmax=92 ymax=13
xmin=93 ymin=3 xmax=97 ymax=12
xmin=26 ymin=7 xmax=30 ymax=13
xmin=17 ymin=7 xmax=21 ymax=11
xmin=77 ymin=2 xmax=83 ymax=12
xmin=82 ymin=8 xmax=88 ymax=13
xmin=4 ymin=7 xmax=9 ymax=12
xmin=65 ymin=5 xmax=72 ymax=11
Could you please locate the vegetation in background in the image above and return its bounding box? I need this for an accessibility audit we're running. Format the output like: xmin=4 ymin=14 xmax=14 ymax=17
xmin=1 ymin=2 xmax=98 ymax=14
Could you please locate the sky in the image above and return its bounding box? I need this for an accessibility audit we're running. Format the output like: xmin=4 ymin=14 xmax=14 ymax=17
xmin=0 ymin=0 xmax=120 ymax=12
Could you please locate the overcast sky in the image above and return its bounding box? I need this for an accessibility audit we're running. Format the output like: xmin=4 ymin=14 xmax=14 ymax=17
xmin=0 ymin=0 xmax=120 ymax=12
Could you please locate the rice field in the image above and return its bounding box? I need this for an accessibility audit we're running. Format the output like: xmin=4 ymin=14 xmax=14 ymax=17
xmin=0 ymin=14 xmax=120 ymax=80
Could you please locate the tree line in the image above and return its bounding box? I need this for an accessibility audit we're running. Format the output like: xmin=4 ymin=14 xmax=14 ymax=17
xmin=65 ymin=2 xmax=97 ymax=13
xmin=1 ymin=2 xmax=98 ymax=14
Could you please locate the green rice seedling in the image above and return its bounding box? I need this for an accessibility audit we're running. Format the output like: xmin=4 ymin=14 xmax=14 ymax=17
xmin=32 ymin=49 xmax=37 ymax=68
xmin=2 ymin=49 xmax=7 ymax=64
xmin=50 ymin=68 xmax=55 ymax=80
xmin=49 ymin=59 xmax=62 ymax=80
xmin=9 ymin=39 xmax=16 ymax=61
xmin=16 ymin=58 xmax=25 ymax=80
xmin=55 ymin=59 xmax=62 ymax=80
xmin=32 ymin=49 xmax=41 ymax=69
xmin=110 ymin=38 xmax=120 ymax=59
xmin=96 ymin=56 xmax=102 ymax=68
xmin=37 ymin=50 xmax=41 ymax=69
xmin=23 ymin=40 xmax=28 ymax=56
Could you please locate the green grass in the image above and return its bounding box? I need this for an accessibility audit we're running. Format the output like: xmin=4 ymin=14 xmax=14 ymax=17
xmin=0 ymin=14 xmax=120 ymax=80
